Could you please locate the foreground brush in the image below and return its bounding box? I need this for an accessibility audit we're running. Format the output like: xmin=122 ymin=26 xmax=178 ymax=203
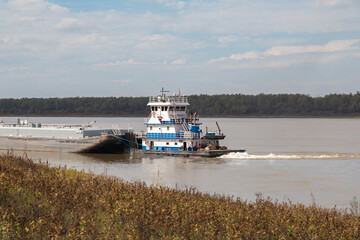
xmin=0 ymin=154 xmax=359 ymax=239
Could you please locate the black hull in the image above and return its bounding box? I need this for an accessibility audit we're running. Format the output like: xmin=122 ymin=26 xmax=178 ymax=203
xmin=135 ymin=149 xmax=245 ymax=158
xmin=202 ymin=135 xmax=226 ymax=140
xmin=78 ymin=133 xmax=137 ymax=154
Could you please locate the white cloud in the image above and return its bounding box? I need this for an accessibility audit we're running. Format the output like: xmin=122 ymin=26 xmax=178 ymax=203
xmin=171 ymin=58 xmax=187 ymax=64
xmin=8 ymin=0 xmax=48 ymax=12
xmin=211 ymin=39 xmax=360 ymax=63
xmin=96 ymin=59 xmax=145 ymax=67
xmin=8 ymin=66 xmax=28 ymax=72
xmin=208 ymin=39 xmax=360 ymax=70
xmin=48 ymin=4 xmax=68 ymax=14
xmin=254 ymin=51 xmax=360 ymax=69
xmin=230 ymin=52 xmax=261 ymax=60
xmin=55 ymin=18 xmax=86 ymax=32
xmin=157 ymin=0 xmax=187 ymax=9
xmin=8 ymin=0 xmax=68 ymax=13
xmin=265 ymin=39 xmax=359 ymax=56
xmin=217 ymin=35 xmax=239 ymax=44
xmin=159 ymin=0 xmax=360 ymax=34
xmin=0 ymin=66 xmax=28 ymax=73
xmin=113 ymin=79 xmax=132 ymax=85
xmin=209 ymin=57 xmax=228 ymax=63
xmin=135 ymin=34 xmax=179 ymax=50
xmin=316 ymin=0 xmax=351 ymax=7
xmin=217 ymin=50 xmax=360 ymax=70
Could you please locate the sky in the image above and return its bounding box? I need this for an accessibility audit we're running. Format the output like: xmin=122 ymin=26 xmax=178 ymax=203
xmin=0 ymin=0 xmax=360 ymax=98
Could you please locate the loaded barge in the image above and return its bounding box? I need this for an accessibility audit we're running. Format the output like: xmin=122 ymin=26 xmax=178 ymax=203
xmin=136 ymin=89 xmax=245 ymax=157
xmin=0 ymin=119 xmax=136 ymax=153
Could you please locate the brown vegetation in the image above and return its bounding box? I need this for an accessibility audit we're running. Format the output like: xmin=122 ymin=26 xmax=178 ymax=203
xmin=1 ymin=154 xmax=359 ymax=239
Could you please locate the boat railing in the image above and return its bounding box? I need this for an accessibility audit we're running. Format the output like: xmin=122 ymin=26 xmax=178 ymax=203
xmin=145 ymin=132 xmax=199 ymax=139
xmin=144 ymin=118 xmax=201 ymax=125
xmin=149 ymin=96 xmax=188 ymax=103
xmin=144 ymin=118 xmax=186 ymax=124
xmin=136 ymin=132 xmax=147 ymax=138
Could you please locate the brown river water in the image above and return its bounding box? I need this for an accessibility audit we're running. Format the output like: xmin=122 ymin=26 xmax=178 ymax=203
xmin=1 ymin=117 xmax=360 ymax=209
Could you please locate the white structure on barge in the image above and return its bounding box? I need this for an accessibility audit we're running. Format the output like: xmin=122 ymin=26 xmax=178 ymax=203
xmin=0 ymin=119 xmax=134 ymax=153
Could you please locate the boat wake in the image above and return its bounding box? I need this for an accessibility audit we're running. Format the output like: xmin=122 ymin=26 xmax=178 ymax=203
xmin=219 ymin=152 xmax=360 ymax=160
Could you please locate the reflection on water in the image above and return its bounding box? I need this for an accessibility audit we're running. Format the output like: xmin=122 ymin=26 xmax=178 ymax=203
xmin=78 ymin=153 xmax=142 ymax=164
xmin=1 ymin=117 xmax=360 ymax=209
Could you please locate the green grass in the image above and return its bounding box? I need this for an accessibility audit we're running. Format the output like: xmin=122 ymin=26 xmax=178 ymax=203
xmin=1 ymin=154 xmax=359 ymax=239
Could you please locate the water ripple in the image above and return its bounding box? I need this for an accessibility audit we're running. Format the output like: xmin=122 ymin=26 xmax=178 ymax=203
xmin=219 ymin=152 xmax=360 ymax=160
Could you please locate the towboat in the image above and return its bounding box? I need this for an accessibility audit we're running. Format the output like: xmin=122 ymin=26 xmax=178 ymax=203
xmin=136 ymin=89 xmax=245 ymax=157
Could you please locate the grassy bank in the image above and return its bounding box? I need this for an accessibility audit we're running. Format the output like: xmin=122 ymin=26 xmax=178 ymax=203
xmin=1 ymin=155 xmax=359 ymax=239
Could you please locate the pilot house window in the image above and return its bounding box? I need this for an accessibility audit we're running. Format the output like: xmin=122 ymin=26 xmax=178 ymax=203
xmin=174 ymin=107 xmax=186 ymax=111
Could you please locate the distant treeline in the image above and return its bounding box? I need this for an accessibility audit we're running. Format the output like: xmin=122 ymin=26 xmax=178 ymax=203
xmin=0 ymin=93 xmax=359 ymax=117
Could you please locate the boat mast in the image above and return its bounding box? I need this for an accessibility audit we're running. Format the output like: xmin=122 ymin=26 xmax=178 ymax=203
xmin=160 ymin=87 xmax=169 ymax=100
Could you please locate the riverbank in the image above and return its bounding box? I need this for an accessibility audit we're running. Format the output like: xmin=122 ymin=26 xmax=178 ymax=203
xmin=1 ymin=154 xmax=359 ymax=239
xmin=1 ymin=93 xmax=359 ymax=117
xmin=1 ymin=114 xmax=360 ymax=118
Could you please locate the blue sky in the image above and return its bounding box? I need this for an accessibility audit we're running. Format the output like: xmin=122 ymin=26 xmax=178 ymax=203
xmin=1 ymin=0 xmax=360 ymax=98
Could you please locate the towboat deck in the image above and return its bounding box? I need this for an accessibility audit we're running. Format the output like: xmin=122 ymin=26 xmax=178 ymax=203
xmin=136 ymin=149 xmax=245 ymax=157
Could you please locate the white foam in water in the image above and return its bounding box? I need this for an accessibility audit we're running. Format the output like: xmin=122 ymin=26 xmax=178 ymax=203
xmin=218 ymin=152 xmax=357 ymax=160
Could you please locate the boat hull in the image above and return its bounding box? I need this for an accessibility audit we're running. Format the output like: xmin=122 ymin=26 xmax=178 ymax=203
xmin=0 ymin=133 xmax=136 ymax=154
xmin=135 ymin=149 xmax=245 ymax=157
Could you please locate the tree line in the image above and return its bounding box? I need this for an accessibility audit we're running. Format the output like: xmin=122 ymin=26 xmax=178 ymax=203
xmin=189 ymin=92 xmax=360 ymax=116
xmin=0 ymin=93 xmax=359 ymax=117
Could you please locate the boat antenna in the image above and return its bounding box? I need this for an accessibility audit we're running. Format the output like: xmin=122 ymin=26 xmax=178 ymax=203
xmin=160 ymin=87 xmax=170 ymax=99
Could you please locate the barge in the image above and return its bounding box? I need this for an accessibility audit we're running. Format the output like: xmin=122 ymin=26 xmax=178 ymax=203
xmin=0 ymin=119 xmax=135 ymax=153
xmin=136 ymin=89 xmax=245 ymax=157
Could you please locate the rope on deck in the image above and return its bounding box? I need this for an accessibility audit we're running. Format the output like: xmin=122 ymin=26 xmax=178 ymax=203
xmin=110 ymin=135 xmax=141 ymax=150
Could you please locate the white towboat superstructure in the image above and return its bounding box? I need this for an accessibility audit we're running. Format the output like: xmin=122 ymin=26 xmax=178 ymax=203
xmin=139 ymin=89 xmax=245 ymax=157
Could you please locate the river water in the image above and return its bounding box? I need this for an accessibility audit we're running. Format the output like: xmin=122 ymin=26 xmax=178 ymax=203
xmin=1 ymin=117 xmax=360 ymax=209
